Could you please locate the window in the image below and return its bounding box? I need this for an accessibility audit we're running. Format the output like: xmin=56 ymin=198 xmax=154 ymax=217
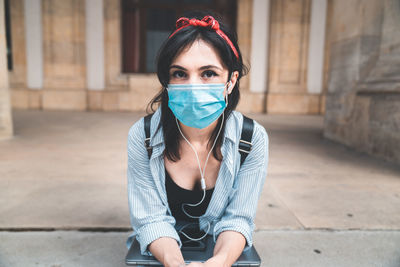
xmin=121 ymin=0 xmax=237 ymax=73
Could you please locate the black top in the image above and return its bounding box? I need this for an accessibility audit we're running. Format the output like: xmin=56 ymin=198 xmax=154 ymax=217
xmin=165 ymin=169 xmax=214 ymax=223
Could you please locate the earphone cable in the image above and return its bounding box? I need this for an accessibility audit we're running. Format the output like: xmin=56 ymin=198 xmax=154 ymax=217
xmin=174 ymin=84 xmax=229 ymax=240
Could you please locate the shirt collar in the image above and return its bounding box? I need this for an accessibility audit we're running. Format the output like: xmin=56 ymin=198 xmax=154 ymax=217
xmin=150 ymin=107 xmax=237 ymax=148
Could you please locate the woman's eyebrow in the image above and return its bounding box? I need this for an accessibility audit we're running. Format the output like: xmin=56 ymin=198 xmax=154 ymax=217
xmin=169 ymin=64 xmax=223 ymax=71
xmin=199 ymin=65 xmax=223 ymax=71
xmin=169 ymin=65 xmax=187 ymax=71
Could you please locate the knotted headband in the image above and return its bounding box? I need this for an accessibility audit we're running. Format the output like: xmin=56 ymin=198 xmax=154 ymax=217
xmin=169 ymin=15 xmax=239 ymax=60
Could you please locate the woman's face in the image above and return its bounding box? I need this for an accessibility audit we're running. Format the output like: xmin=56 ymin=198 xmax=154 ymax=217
xmin=169 ymin=39 xmax=238 ymax=96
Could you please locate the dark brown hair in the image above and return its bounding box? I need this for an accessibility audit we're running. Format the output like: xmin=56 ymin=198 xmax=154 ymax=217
xmin=147 ymin=10 xmax=248 ymax=162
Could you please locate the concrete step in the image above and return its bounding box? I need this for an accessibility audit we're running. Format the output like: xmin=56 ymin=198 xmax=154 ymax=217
xmin=1 ymin=230 xmax=399 ymax=267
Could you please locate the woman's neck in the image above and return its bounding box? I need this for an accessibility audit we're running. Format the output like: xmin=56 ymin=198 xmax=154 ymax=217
xmin=177 ymin=118 xmax=220 ymax=147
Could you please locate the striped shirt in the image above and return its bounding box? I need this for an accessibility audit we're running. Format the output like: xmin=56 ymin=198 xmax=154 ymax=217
xmin=126 ymin=107 xmax=269 ymax=256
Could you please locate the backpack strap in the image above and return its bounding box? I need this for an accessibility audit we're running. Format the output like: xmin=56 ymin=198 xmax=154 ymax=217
xmin=239 ymin=115 xmax=254 ymax=166
xmin=144 ymin=113 xmax=254 ymax=165
xmin=144 ymin=114 xmax=153 ymax=159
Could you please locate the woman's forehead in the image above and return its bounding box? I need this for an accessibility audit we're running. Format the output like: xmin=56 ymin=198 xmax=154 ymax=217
xmin=171 ymin=39 xmax=226 ymax=70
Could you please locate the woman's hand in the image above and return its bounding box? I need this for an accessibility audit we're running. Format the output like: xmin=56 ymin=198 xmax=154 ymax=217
xmin=185 ymin=256 xmax=226 ymax=267
xmin=186 ymin=262 xmax=204 ymax=267
xmin=203 ymin=255 xmax=227 ymax=267
xmin=185 ymin=255 xmax=228 ymax=267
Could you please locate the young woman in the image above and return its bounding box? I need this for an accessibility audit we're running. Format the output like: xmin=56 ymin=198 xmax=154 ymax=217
xmin=126 ymin=12 xmax=269 ymax=267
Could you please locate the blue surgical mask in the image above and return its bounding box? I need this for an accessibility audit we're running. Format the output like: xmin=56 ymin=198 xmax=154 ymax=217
xmin=166 ymin=83 xmax=229 ymax=129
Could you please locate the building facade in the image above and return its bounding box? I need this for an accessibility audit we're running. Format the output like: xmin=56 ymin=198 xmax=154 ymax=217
xmin=2 ymin=0 xmax=400 ymax=164
xmin=5 ymin=0 xmax=327 ymax=114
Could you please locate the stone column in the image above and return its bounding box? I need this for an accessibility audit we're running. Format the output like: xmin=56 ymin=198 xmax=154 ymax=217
xmin=10 ymin=0 xmax=27 ymax=89
xmin=307 ymin=0 xmax=327 ymax=94
xmin=8 ymin=0 xmax=42 ymax=110
xmin=42 ymin=0 xmax=87 ymax=110
xmin=85 ymin=0 xmax=104 ymax=91
xmin=249 ymin=0 xmax=269 ymax=95
xmin=0 ymin=0 xmax=14 ymax=139
xmin=24 ymin=0 xmax=42 ymax=90
xmin=236 ymin=0 xmax=268 ymax=113
xmin=267 ymin=0 xmax=321 ymax=114
xmin=103 ymin=0 xmax=128 ymax=90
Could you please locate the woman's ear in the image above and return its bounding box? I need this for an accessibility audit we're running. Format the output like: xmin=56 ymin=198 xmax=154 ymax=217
xmin=227 ymin=71 xmax=239 ymax=94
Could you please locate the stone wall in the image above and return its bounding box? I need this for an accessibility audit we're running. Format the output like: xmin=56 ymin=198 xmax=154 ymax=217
xmin=323 ymin=0 xmax=400 ymax=164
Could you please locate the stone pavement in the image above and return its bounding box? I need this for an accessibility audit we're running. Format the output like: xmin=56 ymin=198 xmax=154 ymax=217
xmin=1 ymin=230 xmax=399 ymax=267
xmin=1 ymin=109 xmax=400 ymax=267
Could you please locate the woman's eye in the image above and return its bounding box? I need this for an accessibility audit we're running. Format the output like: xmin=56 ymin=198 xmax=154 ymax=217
xmin=171 ymin=70 xmax=186 ymax=78
xmin=202 ymin=70 xmax=218 ymax=78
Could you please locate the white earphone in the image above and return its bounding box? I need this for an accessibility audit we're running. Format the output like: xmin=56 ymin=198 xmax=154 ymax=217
xmin=175 ymin=111 xmax=224 ymax=241
xmin=176 ymin=73 xmax=234 ymax=242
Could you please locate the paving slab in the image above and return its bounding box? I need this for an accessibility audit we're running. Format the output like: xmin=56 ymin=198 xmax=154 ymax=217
xmin=0 ymin=230 xmax=399 ymax=267
xmin=0 ymin=110 xmax=139 ymax=229
xmin=1 ymin=109 xmax=400 ymax=231
xmin=253 ymin=230 xmax=400 ymax=267
xmin=271 ymin=174 xmax=400 ymax=229
xmin=249 ymin=113 xmax=400 ymax=230
xmin=255 ymin=182 xmax=304 ymax=230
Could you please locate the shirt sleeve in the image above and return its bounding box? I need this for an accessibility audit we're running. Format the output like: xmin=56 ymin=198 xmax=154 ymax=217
xmin=213 ymin=121 xmax=269 ymax=250
xmin=127 ymin=117 xmax=181 ymax=256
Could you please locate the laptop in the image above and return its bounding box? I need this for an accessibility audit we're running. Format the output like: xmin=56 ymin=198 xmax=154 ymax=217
xmin=125 ymin=233 xmax=261 ymax=266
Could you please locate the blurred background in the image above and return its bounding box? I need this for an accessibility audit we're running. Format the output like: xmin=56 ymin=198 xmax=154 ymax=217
xmin=0 ymin=0 xmax=399 ymax=266
xmin=1 ymin=0 xmax=399 ymax=163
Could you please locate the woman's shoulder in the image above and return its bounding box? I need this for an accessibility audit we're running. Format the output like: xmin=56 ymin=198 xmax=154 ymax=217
xmin=127 ymin=117 xmax=145 ymax=151
xmin=128 ymin=116 xmax=145 ymax=139
xmin=128 ymin=107 xmax=162 ymax=140
xmin=230 ymin=111 xmax=269 ymax=166
xmin=230 ymin=110 xmax=268 ymax=142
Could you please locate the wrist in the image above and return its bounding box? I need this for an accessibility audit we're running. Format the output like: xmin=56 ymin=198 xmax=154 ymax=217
xmin=163 ymin=255 xmax=185 ymax=267
xmin=207 ymin=254 xmax=228 ymax=267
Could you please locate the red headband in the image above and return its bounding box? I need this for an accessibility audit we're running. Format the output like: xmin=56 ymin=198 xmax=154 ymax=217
xmin=169 ymin=15 xmax=239 ymax=60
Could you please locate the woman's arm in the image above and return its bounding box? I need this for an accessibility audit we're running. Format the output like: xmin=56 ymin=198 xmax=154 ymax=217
xmin=148 ymin=237 xmax=186 ymax=267
xmin=188 ymin=122 xmax=269 ymax=267
xmin=210 ymin=121 xmax=269 ymax=262
xmin=207 ymin=231 xmax=246 ymax=267
xmin=127 ymin=118 xmax=182 ymax=256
